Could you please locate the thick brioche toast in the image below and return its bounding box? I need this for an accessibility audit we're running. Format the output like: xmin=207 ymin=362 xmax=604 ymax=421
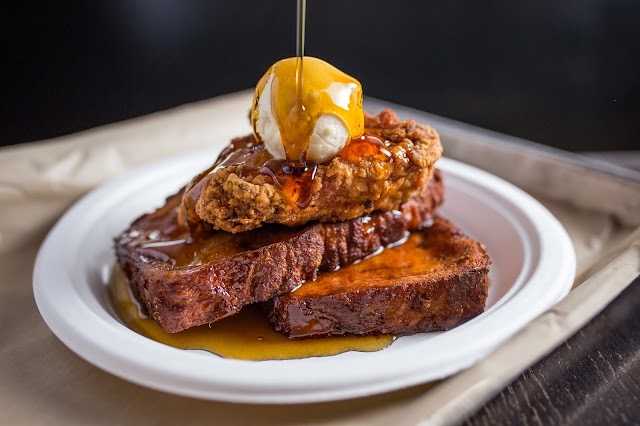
xmin=265 ymin=216 xmax=491 ymax=338
xmin=115 ymin=171 xmax=444 ymax=333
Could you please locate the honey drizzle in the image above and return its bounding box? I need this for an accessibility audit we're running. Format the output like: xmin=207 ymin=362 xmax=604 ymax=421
xmin=109 ymin=264 xmax=394 ymax=361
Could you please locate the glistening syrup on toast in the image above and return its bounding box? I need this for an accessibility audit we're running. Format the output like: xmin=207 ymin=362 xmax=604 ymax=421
xmin=111 ymin=215 xmax=489 ymax=360
xmin=115 ymin=169 xmax=444 ymax=333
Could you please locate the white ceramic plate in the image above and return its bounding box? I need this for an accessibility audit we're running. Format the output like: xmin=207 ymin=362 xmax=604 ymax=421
xmin=33 ymin=153 xmax=575 ymax=404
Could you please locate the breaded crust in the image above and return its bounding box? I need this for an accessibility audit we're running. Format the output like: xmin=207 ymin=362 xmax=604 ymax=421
xmin=194 ymin=110 xmax=443 ymax=233
xmin=265 ymin=216 xmax=491 ymax=339
xmin=115 ymin=172 xmax=444 ymax=333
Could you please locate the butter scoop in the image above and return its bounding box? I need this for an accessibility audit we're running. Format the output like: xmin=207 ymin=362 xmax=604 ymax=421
xmin=251 ymin=57 xmax=364 ymax=164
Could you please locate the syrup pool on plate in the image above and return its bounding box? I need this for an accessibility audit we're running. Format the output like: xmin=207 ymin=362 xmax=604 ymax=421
xmin=109 ymin=264 xmax=394 ymax=361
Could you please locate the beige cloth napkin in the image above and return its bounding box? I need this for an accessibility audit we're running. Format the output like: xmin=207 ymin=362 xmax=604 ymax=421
xmin=1 ymin=91 xmax=639 ymax=426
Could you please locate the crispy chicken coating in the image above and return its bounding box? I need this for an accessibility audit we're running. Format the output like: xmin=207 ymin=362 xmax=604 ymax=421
xmin=191 ymin=110 xmax=442 ymax=233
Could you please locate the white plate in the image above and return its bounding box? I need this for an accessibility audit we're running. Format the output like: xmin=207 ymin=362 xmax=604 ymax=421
xmin=33 ymin=153 xmax=575 ymax=404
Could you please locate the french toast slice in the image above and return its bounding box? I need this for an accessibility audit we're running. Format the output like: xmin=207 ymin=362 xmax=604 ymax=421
xmin=265 ymin=216 xmax=491 ymax=339
xmin=115 ymin=171 xmax=444 ymax=333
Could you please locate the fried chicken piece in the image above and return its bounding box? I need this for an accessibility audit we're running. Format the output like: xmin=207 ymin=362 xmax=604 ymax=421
xmin=190 ymin=109 xmax=442 ymax=233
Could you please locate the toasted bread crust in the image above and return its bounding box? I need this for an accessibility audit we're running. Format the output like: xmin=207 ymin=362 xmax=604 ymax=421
xmin=195 ymin=110 xmax=443 ymax=233
xmin=265 ymin=216 xmax=490 ymax=339
xmin=115 ymin=172 xmax=444 ymax=333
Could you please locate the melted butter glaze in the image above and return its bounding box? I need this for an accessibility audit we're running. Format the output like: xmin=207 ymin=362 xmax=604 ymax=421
xmin=251 ymin=57 xmax=364 ymax=165
xmin=109 ymin=264 xmax=394 ymax=360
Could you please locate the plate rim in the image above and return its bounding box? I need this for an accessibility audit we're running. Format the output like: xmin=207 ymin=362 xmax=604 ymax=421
xmin=33 ymin=152 xmax=576 ymax=404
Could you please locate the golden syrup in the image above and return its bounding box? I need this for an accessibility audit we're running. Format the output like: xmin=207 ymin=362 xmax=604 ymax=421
xmin=180 ymin=137 xmax=320 ymax=210
xmin=109 ymin=264 xmax=394 ymax=361
xmin=259 ymin=159 xmax=318 ymax=207
xmin=181 ymin=137 xmax=273 ymax=229
xmin=180 ymin=132 xmax=390 ymax=212
xmin=292 ymin=233 xmax=441 ymax=299
xmin=251 ymin=57 xmax=364 ymax=165
xmin=339 ymin=135 xmax=390 ymax=163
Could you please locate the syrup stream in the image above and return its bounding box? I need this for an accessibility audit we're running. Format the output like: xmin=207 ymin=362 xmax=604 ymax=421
xmin=296 ymin=0 xmax=305 ymax=100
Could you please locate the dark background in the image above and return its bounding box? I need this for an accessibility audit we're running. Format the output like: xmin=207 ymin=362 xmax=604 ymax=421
xmin=3 ymin=1 xmax=639 ymax=151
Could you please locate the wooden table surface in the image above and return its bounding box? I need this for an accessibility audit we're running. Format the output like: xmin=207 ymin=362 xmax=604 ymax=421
xmin=466 ymin=275 xmax=640 ymax=425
